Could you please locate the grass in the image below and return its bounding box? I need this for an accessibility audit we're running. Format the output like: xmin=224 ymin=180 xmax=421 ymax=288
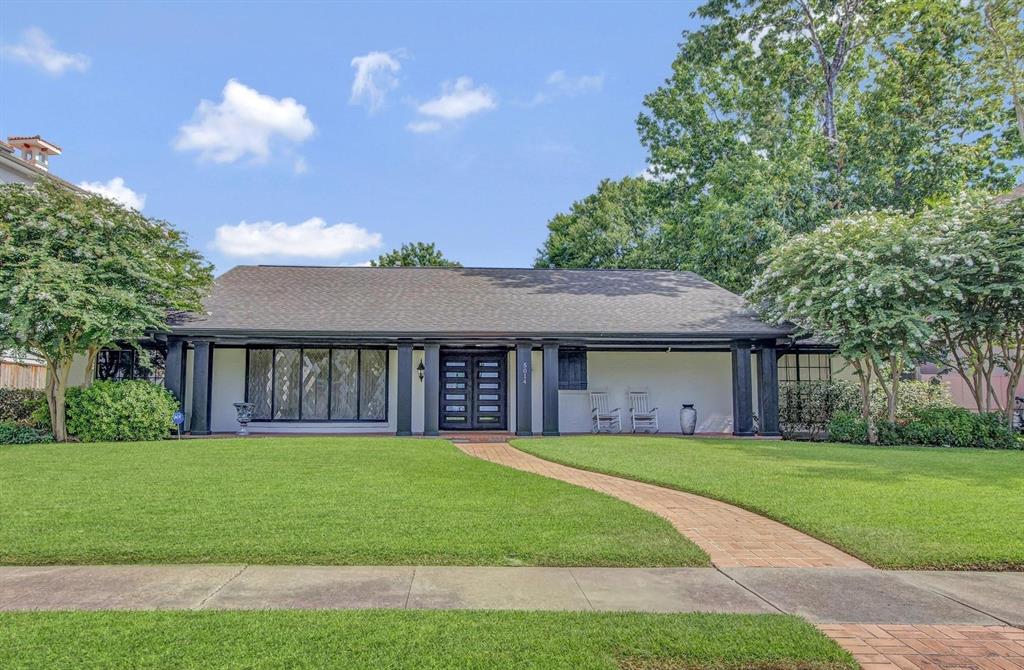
xmin=0 ymin=610 xmax=855 ymax=670
xmin=515 ymin=436 xmax=1024 ymax=570
xmin=0 ymin=437 xmax=705 ymax=567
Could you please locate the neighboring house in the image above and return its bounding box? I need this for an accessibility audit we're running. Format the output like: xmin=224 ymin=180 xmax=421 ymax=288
xmin=67 ymin=266 xmax=820 ymax=437
xmin=1 ymin=135 xmax=79 ymax=390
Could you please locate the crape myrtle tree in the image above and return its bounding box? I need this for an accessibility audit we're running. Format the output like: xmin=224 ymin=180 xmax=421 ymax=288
xmin=923 ymin=193 xmax=1024 ymax=428
xmin=371 ymin=242 xmax=462 ymax=267
xmin=0 ymin=181 xmax=212 ymax=441
xmin=747 ymin=211 xmax=951 ymax=442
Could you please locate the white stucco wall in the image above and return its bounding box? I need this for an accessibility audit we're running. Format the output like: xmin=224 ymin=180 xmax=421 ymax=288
xmin=562 ymin=351 xmax=737 ymax=434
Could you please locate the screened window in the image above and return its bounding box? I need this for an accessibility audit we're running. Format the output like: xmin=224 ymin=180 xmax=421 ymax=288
xmin=95 ymin=348 xmax=166 ymax=383
xmin=246 ymin=348 xmax=389 ymax=421
xmin=778 ymin=353 xmax=832 ymax=383
xmin=558 ymin=349 xmax=588 ymax=390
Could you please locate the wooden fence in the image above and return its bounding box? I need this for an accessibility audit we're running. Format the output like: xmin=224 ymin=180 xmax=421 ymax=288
xmin=0 ymin=360 xmax=46 ymax=389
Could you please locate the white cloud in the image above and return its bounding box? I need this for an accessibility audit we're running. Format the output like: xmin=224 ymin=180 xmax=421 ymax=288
xmin=350 ymin=51 xmax=402 ymax=112
xmin=529 ymin=70 xmax=603 ymax=105
xmin=416 ymin=77 xmax=496 ymax=121
xmin=78 ymin=177 xmax=147 ymax=210
xmin=406 ymin=120 xmax=442 ymax=134
xmin=1 ymin=27 xmax=90 ymax=75
xmin=213 ymin=217 xmax=382 ymax=258
xmin=174 ymin=79 xmax=315 ymax=164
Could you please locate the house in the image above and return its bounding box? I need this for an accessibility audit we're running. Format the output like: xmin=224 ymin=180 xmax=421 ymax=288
xmin=0 ymin=135 xmax=79 ymax=390
xmin=80 ymin=266 xmax=827 ymax=437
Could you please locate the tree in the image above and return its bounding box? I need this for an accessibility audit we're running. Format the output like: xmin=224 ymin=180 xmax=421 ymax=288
xmin=747 ymin=211 xmax=951 ymax=441
xmin=531 ymin=0 xmax=1022 ymax=291
xmin=0 ymin=181 xmax=212 ymax=441
xmin=371 ymin=242 xmax=461 ymax=267
xmin=978 ymin=0 xmax=1024 ymax=151
xmin=923 ymin=192 xmax=1024 ymax=428
xmin=535 ymin=177 xmax=671 ymax=270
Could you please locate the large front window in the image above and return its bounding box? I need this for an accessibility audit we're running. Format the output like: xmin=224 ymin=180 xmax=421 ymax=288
xmin=246 ymin=347 xmax=388 ymax=421
xmin=778 ymin=353 xmax=832 ymax=383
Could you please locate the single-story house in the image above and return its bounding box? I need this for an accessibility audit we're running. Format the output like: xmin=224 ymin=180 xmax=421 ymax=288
xmin=77 ymin=266 xmax=839 ymax=437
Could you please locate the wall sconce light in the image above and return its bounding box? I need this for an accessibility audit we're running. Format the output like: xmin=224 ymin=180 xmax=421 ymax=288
xmin=417 ymin=360 xmax=425 ymax=382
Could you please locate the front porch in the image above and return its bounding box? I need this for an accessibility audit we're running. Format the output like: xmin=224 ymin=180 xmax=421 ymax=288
xmin=163 ymin=337 xmax=783 ymax=439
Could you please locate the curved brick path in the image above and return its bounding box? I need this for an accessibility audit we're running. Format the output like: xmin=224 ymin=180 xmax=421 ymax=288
xmin=455 ymin=442 xmax=868 ymax=570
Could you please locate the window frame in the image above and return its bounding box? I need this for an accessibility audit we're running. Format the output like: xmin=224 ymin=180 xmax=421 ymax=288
xmin=778 ymin=352 xmax=832 ymax=383
xmin=94 ymin=347 xmax=166 ymax=384
xmin=557 ymin=349 xmax=588 ymax=391
xmin=244 ymin=346 xmax=390 ymax=423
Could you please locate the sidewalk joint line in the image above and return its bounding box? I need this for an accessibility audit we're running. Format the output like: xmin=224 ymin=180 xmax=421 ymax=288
xmin=714 ymin=567 xmax=784 ymax=614
xmin=404 ymin=567 xmax=416 ymax=609
xmin=196 ymin=564 xmax=248 ymax=609
xmin=568 ymin=568 xmax=596 ymax=611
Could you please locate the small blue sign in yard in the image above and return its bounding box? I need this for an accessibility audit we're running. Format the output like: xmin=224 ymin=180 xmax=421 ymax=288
xmin=172 ymin=410 xmax=185 ymax=426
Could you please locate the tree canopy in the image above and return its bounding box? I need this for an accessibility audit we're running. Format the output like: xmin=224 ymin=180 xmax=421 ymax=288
xmin=537 ymin=0 xmax=1023 ymax=292
xmin=371 ymin=242 xmax=462 ymax=268
xmin=0 ymin=181 xmax=212 ymax=440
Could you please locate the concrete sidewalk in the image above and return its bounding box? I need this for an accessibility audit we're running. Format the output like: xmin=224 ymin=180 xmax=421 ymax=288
xmin=1 ymin=565 xmax=1021 ymax=626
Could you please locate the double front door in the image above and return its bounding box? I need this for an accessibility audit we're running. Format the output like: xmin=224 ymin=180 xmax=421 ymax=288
xmin=439 ymin=350 xmax=507 ymax=430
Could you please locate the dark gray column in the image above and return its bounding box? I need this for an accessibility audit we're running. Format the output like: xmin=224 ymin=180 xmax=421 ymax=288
xmin=731 ymin=340 xmax=755 ymax=437
xmin=757 ymin=342 xmax=781 ymax=437
xmin=189 ymin=340 xmax=213 ymax=435
xmin=164 ymin=337 xmax=186 ymax=408
xmin=423 ymin=344 xmax=440 ymax=436
xmin=396 ymin=343 xmax=413 ymax=436
xmin=542 ymin=343 xmax=560 ymax=436
xmin=515 ymin=343 xmax=533 ymax=436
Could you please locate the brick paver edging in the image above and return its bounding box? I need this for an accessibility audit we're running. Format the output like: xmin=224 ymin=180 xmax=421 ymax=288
xmin=455 ymin=442 xmax=868 ymax=569
xmin=819 ymin=624 xmax=1024 ymax=670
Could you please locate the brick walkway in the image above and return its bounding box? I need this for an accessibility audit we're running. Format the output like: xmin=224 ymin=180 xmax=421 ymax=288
xmin=819 ymin=624 xmax=1024 ymax=670
xmin=455 ymin=442 xmax=868 ymax=569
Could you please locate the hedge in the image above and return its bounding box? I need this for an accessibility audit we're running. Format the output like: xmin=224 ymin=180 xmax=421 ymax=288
xmin=828 ymin=407 xmax=1021 ymax=450
xmin=0 ymin=388 xmax=46 ymax=426
xmin=65 ymin=380 xmax=177 ymax=442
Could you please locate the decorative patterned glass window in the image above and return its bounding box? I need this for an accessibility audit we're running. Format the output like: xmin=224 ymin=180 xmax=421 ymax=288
xmin=246 ymin=347 xmax=389 ymax=421
xmin=95 ymin=348 xmax=166 ymax=384
xmin=557 ymin=349 xmax=587 ymax=390
xmin=778 ymin=353 xmax=832 ymax=383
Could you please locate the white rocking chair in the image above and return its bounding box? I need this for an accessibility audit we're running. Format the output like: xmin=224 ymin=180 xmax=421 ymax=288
xmin=590 ymin=392 xmax=622 ymax=433
xmin=629 ymin=391 xmax=659 ymax=433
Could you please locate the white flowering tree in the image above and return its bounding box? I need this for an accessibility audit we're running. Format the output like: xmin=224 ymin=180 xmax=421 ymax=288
xmin=747 ymin=211 xmax=952 ymax=442
xmin=0 ymin=181 xmax=212 ymax=441
xmin=922 ymin=193 xmax=1024 ymax=428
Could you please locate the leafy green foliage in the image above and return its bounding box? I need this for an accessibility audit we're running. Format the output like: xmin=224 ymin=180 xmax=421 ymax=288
xmin=371 ymin=242 xmax=461 ymax=267
xmin=828 ymin=408 xmax=1021 ymax=450
xmin=0 ymin=421 xmax=53 ymax=445
xmin=0 ymin=181 xmax=212 ymax=441
xmin=538 ymin=0 xmax=1021 ymax=292
xmin=65 ymin=381 xmax=177 ymax=443
xmin=535 ymin=177 xmax=673 ymax=270
xmin=0 ymin=388 xmax=45 ymax=426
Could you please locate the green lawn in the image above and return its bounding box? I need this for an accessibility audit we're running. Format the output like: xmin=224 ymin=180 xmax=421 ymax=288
xmin=515 ymin=436 xmax=1024 ymax=570
xmin=0 ymin=437 xmax=704 ymax=566
xmin=0 ymin=610 xmax=854 ymax=670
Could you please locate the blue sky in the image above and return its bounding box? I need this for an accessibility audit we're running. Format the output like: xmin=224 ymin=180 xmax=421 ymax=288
xmin=1 ymin=1 xmax=702 ymax=272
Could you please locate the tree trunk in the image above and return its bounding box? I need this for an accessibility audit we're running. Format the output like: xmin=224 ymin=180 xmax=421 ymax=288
xmin=887 ymin=355 xmax=901 ymax=423
xmin=82 ymin=346 xmax=100 ymax=388
xmin=852 ymin=358 xmax=877 ymax=444
xmin=45 ymin=358 xmax=72 ymax=442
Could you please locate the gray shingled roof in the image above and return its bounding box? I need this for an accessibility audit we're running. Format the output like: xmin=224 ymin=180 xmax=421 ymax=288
xmin=172 ymin=266 xmax=791 ymax=339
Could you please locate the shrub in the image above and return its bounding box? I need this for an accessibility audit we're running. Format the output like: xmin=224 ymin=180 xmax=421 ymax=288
xmin=0 ymin=420 xmax=54 ymax=444
xmin=779 ymin=381 xmax=860 ymax=439
xmin=65 ymin=380 xmax=177 ymax=443
xmin=781 ymin=379 xmax=953 ymax=440
xmin=827 ymin=407 xmax=1020 ymax=449
xmin=0 ymin=387 xmax=46 ymax=426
